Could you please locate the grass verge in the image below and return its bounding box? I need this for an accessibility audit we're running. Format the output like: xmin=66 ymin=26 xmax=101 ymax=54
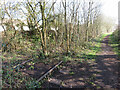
xmin=109 ymin=30 xmax=120 ymax=56
xmin=61 ymin=33 xmax=109 ymax=63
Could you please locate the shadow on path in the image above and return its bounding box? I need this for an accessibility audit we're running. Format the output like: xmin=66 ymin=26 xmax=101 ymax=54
xmin=42 ymin=35 xmax=119 ymax=89
xmin=83 ymin=35 xmax=119 ymax=88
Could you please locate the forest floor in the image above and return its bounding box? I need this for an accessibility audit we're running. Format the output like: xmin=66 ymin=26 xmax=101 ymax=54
xmin=42 ymin=35 xmax=119 ymax=89
xmin=1 ymin=33 xmax=119 ymax=88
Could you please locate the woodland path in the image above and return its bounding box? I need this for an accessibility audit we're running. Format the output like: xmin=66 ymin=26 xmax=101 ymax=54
xmin=42 ymin=35 xmax=119 ymax=89
xmin=90 ymin=35 xmax=119 ymax=89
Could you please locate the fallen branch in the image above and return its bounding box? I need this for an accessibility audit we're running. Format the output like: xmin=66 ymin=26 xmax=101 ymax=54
xmin=13 ymin=59 xmax=33 ymax=69
xmin=36 ymin=61 xmax=63 ymax=82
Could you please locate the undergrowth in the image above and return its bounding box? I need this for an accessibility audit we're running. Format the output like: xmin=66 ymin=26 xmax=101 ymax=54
xmin=62 ymin=34 xmax=108 ymax=63
xmin=109 ymin=29 xmax=120 ymax=56
xmin=2 ymin=33 xmax=108 ymax=88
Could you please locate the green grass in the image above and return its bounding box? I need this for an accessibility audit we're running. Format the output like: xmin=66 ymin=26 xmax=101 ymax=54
xmin=61 ymin=34 xmax=108 ymax=63
xmin=86 ymin=34 xmax=109 ymax=56
xmin=109 ymin=30 xmax=120 ymax=56
xmin=83 ymin=34 xmax=108 ymax=62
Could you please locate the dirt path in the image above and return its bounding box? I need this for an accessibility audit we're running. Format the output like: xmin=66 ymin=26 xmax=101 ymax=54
xmin=90 ymin=35 xmax=119 ymax=88
xmin=42 ymin=35 xmax=119 ymax=89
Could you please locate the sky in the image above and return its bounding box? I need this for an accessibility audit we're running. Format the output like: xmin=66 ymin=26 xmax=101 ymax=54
xmin=100 ymin=0 xmax=119 ymax=24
